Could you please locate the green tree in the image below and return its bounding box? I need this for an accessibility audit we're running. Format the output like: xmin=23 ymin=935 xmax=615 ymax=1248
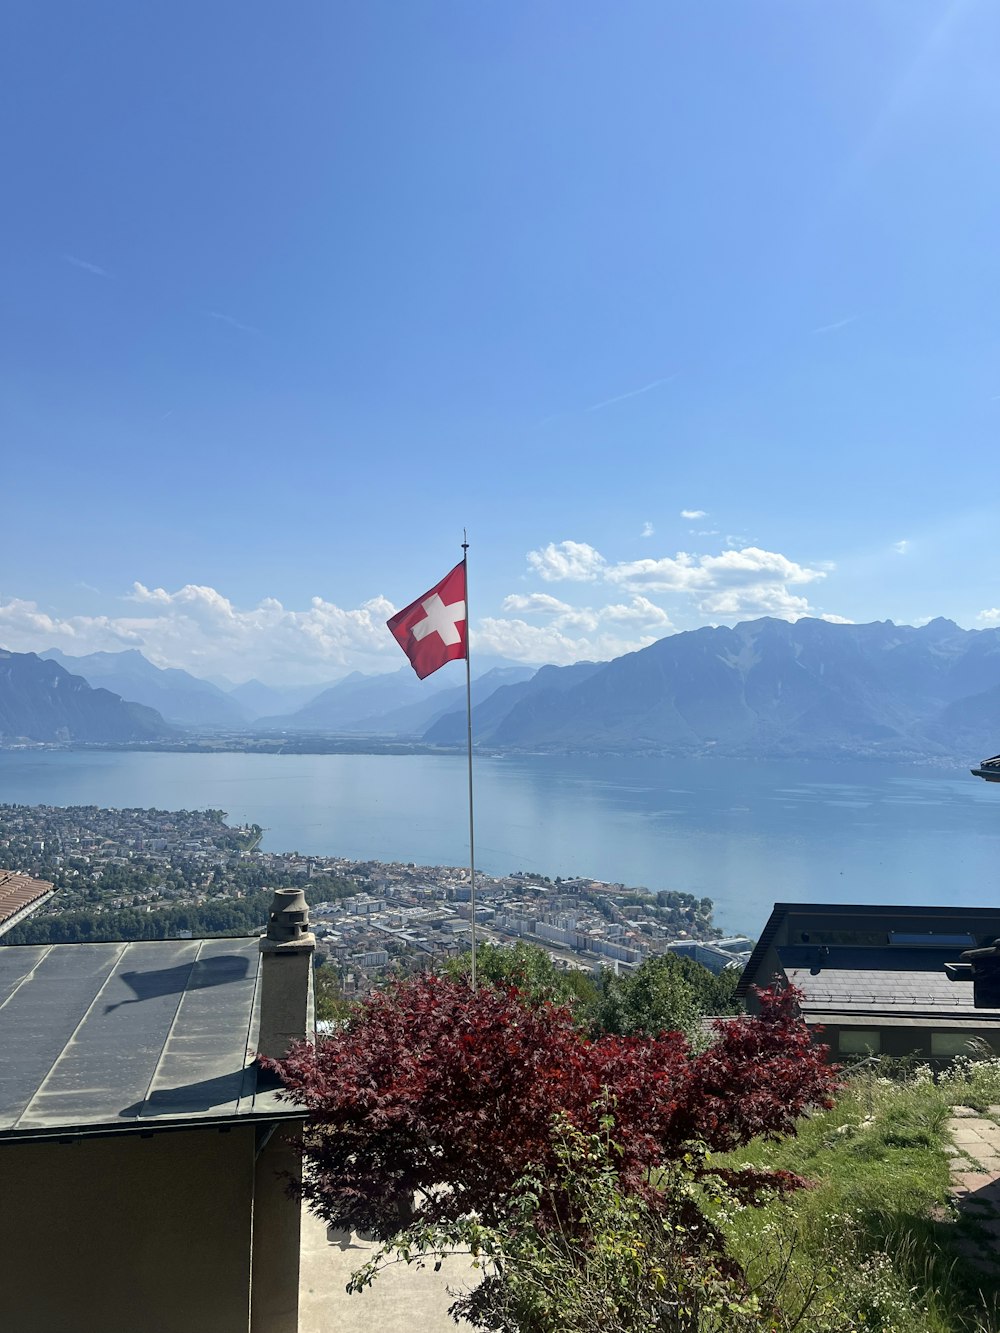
xmin=595 ymin=953 xmax=741 ymax=1039
xmin=314 ymin=962 xmax=353 ymax=1024
xmin=443 ymin=941 xmax=600 ymax=1012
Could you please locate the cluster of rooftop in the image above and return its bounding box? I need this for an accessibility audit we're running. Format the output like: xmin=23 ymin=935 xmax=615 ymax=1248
xmin=310 ymin=863 xmax=752 ymax=996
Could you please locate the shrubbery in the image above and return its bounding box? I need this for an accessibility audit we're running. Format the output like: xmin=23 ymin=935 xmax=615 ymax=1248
xmin=269 ymin=970 xmax=837 ymax=1328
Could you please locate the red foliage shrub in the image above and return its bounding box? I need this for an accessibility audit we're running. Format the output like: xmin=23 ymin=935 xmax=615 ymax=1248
xmin=267 ymin=975 xmax=837 ymax=1240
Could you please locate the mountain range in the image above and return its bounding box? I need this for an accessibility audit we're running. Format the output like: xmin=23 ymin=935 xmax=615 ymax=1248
xmin=0 ymin=651 xmax=171 ymax=743
xmin=424 ymin=617 xmax=1000 ymax=759
xmin=41 ymin=649 xmax=252 ymax=729
xmin=9 ymin=647 xmax=538 ymax=741
xmin=8 ymin=617 xmax=1000 ymax=757
xmin=261 ymin=664 xmax=536 ymax=734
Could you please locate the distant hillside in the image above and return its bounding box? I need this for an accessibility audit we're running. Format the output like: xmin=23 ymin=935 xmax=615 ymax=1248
xmin=41 ymin=648 xmax=249 ymax=730
xmin=425 ymin=661 xmax=605 ymax=745
xmin=225 ymin=677 xmax=334 ymax=719
xmin=0 ymin=650 xmax=172 ymax=743
xmin=260 ymin=659 xmax=533 ymax=733
xmin=341 ymin=666 xmax=536 ymax=736
xmin=426 ymin=617 xmax=1000 ymax=759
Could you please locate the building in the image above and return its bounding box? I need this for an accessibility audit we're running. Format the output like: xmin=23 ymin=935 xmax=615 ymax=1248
xmin=0 ymin=868 xmax=55 ymax=936
xmin=0 ymin=888 xmax=315 ymax=1333
xmin=354 ymin=948 xmax=390 ymax=968
xmin=737 ymin=901 xmax=1000 ymax=1061
xmin=666 ymin=939 xmax=744 ymax=974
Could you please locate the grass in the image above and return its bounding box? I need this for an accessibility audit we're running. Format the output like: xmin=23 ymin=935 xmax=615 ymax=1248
xmin=711 ymin=1060 xmax=1000 ymax=1332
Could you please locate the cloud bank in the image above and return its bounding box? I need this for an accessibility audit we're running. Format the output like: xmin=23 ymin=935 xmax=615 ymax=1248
xmin=0 ymin=535 xmax=844 ymax=680
xmin=521 ymin=539 xmax=829 ymax=622
xmin=0 ymin=584 xmax=400 ymax=684
xmin=471 ymin=536 xmax=842 ymax=665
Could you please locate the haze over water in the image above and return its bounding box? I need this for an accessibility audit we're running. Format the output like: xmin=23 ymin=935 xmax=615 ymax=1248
xmin=1 ymin=751 xmax=997 ymax=935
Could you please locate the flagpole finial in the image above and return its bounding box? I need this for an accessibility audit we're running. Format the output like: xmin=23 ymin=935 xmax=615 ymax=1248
xmin=462 ymin=528 xmax=469 ymax=554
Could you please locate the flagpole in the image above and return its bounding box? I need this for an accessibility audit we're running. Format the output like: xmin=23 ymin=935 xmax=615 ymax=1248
xmin=462 ymin=530 xmax=477 ymax=992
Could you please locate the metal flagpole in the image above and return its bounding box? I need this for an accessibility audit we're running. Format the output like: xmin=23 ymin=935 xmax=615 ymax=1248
xmin=462 ymin=530 xmax=477 ymax=991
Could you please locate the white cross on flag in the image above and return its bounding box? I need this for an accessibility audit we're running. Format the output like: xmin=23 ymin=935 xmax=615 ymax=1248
xmin=387 ymin=561 xmax=468 ymax=679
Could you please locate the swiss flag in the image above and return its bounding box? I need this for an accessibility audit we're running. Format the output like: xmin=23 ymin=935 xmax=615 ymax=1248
xmin=387 ymin=561 xmax=468 ymax=680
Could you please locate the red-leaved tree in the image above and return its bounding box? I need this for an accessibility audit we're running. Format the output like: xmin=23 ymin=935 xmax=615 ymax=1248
xmin=267 ymin=975 xmax=836 ymax=1241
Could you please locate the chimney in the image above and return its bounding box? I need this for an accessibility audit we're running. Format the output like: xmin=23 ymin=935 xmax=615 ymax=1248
xmin=257 ymin=887 xmax=315 ymax=1060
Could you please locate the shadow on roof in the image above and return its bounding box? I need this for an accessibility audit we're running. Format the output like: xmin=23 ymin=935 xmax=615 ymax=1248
xmin=118 ymin=1066 xmax=251 ymax=1118
xmin=105 ymin=953 xmax=251 ymax=1013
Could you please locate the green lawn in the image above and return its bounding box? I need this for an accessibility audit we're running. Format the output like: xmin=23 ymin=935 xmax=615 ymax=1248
xmin=713 ymin=1060 xmax=1000 ymax=1332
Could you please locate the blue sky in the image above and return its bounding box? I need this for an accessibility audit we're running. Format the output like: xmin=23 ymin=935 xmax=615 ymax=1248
xmin=3 ymin=1 xmax=1000 ymax=683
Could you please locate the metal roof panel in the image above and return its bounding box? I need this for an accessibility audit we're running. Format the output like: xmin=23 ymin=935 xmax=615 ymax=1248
xmin=0 ymin=938 xmax=291 ymax=1139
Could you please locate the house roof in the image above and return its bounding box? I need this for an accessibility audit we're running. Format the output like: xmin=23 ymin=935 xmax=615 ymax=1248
xmin=736 ymin=901 xmax=1000 ymax=998
xmin=0 ymin=937 xmax=300 ymax=1142
xmin=784 ymin=964 xmax=1000 ymax=1024
xmin=0 ymin=871 xmax=54 ymax=935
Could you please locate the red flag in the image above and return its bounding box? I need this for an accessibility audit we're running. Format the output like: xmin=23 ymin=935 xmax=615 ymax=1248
xmin=387 ymin=561 xmax=467 ymax=679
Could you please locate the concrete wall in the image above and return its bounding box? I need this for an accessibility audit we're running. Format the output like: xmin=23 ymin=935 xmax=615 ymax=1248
xmin=251 ymin=1122 xmax=304 ymax=1333
xmin=0 ymin=1125 xmax=257 ymax=1333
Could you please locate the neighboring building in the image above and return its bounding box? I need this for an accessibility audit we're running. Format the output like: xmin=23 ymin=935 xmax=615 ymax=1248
xmin=738 ymin=901 xmax=1000 ymax=1061
xmin=0 ymin=869 xmax=55 ymax=937
xmin=354 ymin=948 xmax=390 ymax=967
xmin=666 ymin=939 xmax=744 ymax=974
xmin=0 ymin=889 xmax=315 ymax=1333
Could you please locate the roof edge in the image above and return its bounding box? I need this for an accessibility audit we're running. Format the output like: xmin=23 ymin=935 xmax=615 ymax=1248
xmin=0 ymin=1104 xmax=305 ymax=1146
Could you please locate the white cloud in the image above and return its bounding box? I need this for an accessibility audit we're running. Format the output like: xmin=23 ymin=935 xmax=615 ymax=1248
xmin=606 ymin=546 xmax=825 ymax=596
xmin=605 ymin=551 xmax=703 ymax=592
xmin=702 ymin=547 xmax=826 ymax=586
xmin=680 ymin=509 xmax=707 ymax=520
xmin=489 ymin=590 xmax=674 ymax=659
xmin=893 ymin=539 xmax=909 ymax=555
xmin=600 ymin=595 xmax=673 ymax=628
xmin=977 ymin=609 xmax=1000 ymax=626
xmin=821 ymin=613 xmax=855 ymax=624
xmin=526 ymin=541 xmax=607 ymax=583
xmin=501 ymin=593 xmax=574 ymax=616
xmin=0 ymin=585 xmax=401 ymax=684
xmin=697 ymin=587 xmax=814 ymax=619
xmin=523 ymin=537 xmax=830 ymax=627
xmin=474 ymin=619 xmax=659 ymax=666
xmin=641 ymin=522 xmax=655 ymax=539
xmin=0 ymin=597 xmax=144 ymax=648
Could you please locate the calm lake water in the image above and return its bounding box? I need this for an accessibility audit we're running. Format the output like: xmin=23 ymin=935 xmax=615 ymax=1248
xmin=0 ymin=750 xmax=997 ymax=936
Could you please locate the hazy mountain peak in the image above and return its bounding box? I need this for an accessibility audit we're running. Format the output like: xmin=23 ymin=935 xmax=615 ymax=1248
xmin=0 ymin=647 xmax=172 ymax=742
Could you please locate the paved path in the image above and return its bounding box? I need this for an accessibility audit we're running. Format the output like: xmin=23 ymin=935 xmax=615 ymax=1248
xmin=946 ymin=1105 xmax=1000 ymax=1272
xmin=299 ymin=1206 xmax=479 ymax=1333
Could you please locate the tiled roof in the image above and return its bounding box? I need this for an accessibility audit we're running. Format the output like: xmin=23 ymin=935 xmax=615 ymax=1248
xmin=785 ymin=966 xmax=1000 ymax=1020
xmin=0 ymin=871 xmax=54 ymax=932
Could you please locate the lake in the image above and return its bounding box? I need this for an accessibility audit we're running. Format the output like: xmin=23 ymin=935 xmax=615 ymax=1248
xmin=0 ymin=750 xmax=997 ymax=936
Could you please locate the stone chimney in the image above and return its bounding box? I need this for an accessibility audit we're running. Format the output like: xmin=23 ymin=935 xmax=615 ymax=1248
xmin=257 ymin=887 xmax=315 ymax=1060
xmin=252 ymin=889 xmax=316 ymax=1333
